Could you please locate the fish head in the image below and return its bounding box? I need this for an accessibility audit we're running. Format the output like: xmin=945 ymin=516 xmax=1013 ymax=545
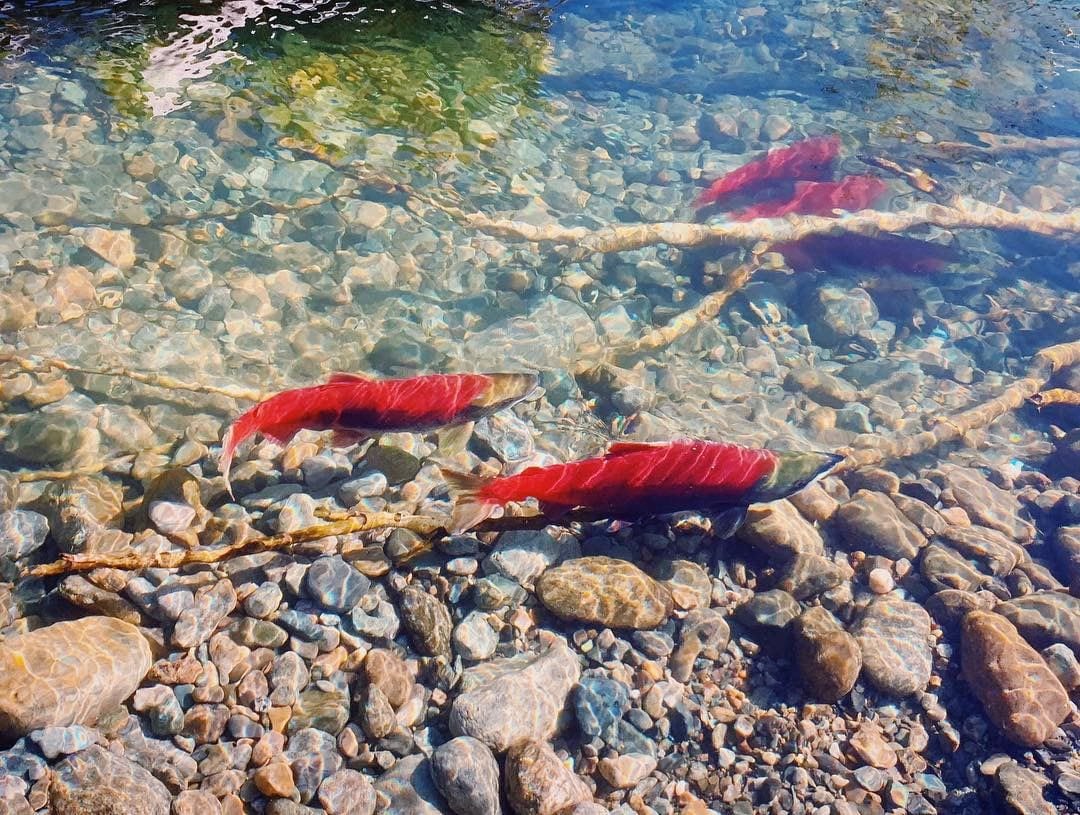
xmin=749 ymin=450 xmax=844 ymax=503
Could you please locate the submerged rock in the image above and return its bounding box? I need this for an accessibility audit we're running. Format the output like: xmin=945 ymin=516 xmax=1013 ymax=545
xmin=32 ymin=475 xmax=124 ymax=554
xmin=0 ymin=617 xmax=151 ymax=738
xmin=49 ymin=745 xmax=170 ymax=815
xmin=505 ymin=740 xmax=592 ymax=815
xmin=536 ymin=556 xmax=673 ymax=629
xmin=961 ymin=610 xmax=1069 ymax=747
xmin=450 ymin=640 xmax=580 ymax=752
xmin=793 ymin=606 xmax=861 ymax=702
xmin=431 ymin=736 xmax=501 ymax=815
xmin=995 ymin=592 xmax=1080 ymax=654
xmin=836 ymin=490 xmax=926 ymax=560
xmin=853 ymin=596 xmax=932 ymax=697
xmin=373 ymin=754 xmax=446 ymax=815
xmin=398 ymin=584 xmax=452 ymax=657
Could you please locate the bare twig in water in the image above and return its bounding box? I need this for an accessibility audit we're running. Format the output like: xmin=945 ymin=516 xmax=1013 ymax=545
xmin=25 ymin=508 xmax=606 ymax=577
xmin=932 ymin=132 xmax=1080 ymax=157
xmin=1 ymin=354 xmax=265 ymax=402
xmin=450 ymin=199 xmax=1080 ymax=261
xmin=1028 ymin=388 xmax=1080 ymax=409
xmin=835 ymin=340 xmax=1080 ymax=472
xmin=595 ymin=256 xmax=761 ymax=365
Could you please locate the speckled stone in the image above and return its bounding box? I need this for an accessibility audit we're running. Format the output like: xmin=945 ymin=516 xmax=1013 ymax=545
xmin=305 ymin=556 xmax=370 ymax=613
xmin=961 ymin=611 xmax=1069 ymax=747
xmin=318 ymin=769 xmax=376 ymax=815
xmin=853 ymin=596 xmax=932 ymax=697
xmin=652 ymin=559 xmax=711 ymax=610
xmin=285 ymin=728 xmax=343 ymax=804
xmin=32 ymin=475 xmax=124 ymax=553
xmin=450 ymin=640 xmax=581 ymax=752
xmin=0 ymin=617 xmax=151 ymax=738
xmin=537 ymin=556 xmax=673 ymax=629
xmin=793 ymin=606 xmax=861 ymax=702
xmin=431 ymin=736 xmax=500 ymax=815
xmin=49 ymin=745 xmax=170 ymax=815
xmin=398 ymin=585 xmax=452 ymax=656
xmin=373 ymin=754 xmax=446 ymax=815
xmin=505 ymin=740 xmax=591 ymax=815
xmin=670 ymin=608 xmax=730 ymax=683
xmin=995 ymin=592 xmax=1080 ymax=654
xmin=736 ymin=500 xmax=825 ymax=559
xmin=453 ymin=611 xmax=499 ymax=661
xmin=363 ymin=649 xmax=414 ymax=709
xmin=172 ymin=580 xmax=237 ymax=649
xmin=995 ymin=762 xmax=1055 ymax=815
xmin=933 ymin=464 xmax=1035 ymax=543
xmin=836 ymin=490 xmax=927 ymax=560
xmin=735 ymin=589 xmax=800 ymax=632
xmin=598 ymin=753 xmax=656 ymax=789
xmin=358 ymin=685 xmax=395 ymax=739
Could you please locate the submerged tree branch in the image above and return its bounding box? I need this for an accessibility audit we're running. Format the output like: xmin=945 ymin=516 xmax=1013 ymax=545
xmin=835 ymin=340 xmax=1080 ymax=472
xmin=455 ymin=198 xmax=1080 ymax=260
xmin=1 ymin=353 xmax=265 ymax=402
xmin=1028 ymin=388 xmax=1080 ymax=409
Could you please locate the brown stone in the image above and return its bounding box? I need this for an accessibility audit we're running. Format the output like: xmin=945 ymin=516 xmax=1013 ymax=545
xmin=736 ymin=499 xmax=825 ymax=560
xmin=505 ymin=740 xmax=592 ymax=815
xmin=961 ymin=611 xmax=1070 ymax=747
xmin=254 ymin=762 xmax=299 ymax=799
xmin=536 ymin=556 xmax=672 ymax=629
xmin=363 ymin=648 xmax=414 ymax=709
xmin=0 ymin=617 xmax=151 ymax=738
xmin=793 ymin=607 xmax=861 ymax=702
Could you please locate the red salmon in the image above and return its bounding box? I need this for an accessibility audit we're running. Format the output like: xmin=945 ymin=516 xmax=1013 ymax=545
xmin=442 ymin=438 xmax=841 ymax=532
xmin=773 ymin=233 xmax=961 ymax=274
xmin=220 ymin=372 xmax=537 ymax=494
xmin=732 ymin=174 xmax=887 ymax=221
xmin=695 ymin=135 xmax=841 ymax=208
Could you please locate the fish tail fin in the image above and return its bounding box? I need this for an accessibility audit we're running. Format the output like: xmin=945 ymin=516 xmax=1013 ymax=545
xmin=440 ymin=468 xmax=499 ymax=533
xmin=219 ymin=408 xmax=260 ymax=498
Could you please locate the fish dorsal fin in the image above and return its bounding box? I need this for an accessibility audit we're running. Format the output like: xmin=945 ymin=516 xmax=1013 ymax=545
xmin=327 ymin=372 xmax=372 ymax=384
xmin=606 ymin=441 xmax=662 ymax=457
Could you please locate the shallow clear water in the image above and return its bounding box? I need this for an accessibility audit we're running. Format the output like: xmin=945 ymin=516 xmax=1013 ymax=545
xmin=0 ymin=0 xmax=1079 ymax=810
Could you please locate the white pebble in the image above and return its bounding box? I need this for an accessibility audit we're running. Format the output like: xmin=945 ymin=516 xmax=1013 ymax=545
xmin=868 ymin=568 xmax=894 ymax=594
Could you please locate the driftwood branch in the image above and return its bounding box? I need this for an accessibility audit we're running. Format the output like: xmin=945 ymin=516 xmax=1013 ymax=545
xmin=1028 ymin=388 xmax=1080 ymax=409
xmin=932 ymin=132 xmax=1080 ymax=157
xmin=455 ymin=198 xmax=1080 ymax=261
xmin=835 ymin=340 xmax=1080 ymax=472
xmin=25 ymin=509 xmax=605 ymax=577
xmin=1 ymin=353 xmax=265 ymax=402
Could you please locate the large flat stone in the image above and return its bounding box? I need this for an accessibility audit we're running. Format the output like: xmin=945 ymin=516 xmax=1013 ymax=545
xmin=0 ymin=617 xmax=151 ymax=738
